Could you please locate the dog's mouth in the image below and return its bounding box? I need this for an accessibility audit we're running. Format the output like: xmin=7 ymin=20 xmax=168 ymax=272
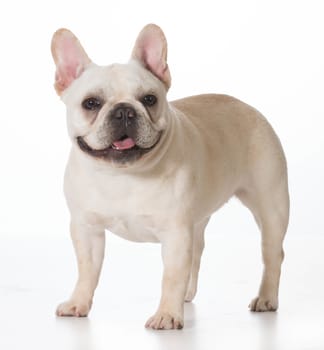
xmin=76 ymin=134 xmax=160 ymax=163
xmin=111 ymin=135 xmax=136 ymax=151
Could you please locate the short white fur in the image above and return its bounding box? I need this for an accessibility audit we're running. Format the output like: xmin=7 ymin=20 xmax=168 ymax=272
xmin=51 ymin=24 xmax=289 ymax=330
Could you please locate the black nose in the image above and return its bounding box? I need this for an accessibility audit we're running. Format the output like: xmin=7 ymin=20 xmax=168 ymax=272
xmin=112 ymin=104 xmax=137 ymax=121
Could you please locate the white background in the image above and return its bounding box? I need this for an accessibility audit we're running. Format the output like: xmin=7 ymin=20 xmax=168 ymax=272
xmin=0 ymin=1 xmax=323 ymax=349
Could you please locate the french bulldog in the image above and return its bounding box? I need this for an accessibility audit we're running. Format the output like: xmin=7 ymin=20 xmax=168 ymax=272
xmin=51 ymin=24 xmax=289 ymax=330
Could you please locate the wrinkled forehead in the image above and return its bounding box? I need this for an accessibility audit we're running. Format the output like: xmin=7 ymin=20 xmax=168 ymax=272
xmin=62 ymin=61 xmax=164 ymax=104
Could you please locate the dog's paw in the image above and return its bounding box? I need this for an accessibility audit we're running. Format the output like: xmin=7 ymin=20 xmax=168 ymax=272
xmin=56 ymin=299 xmax=92 ymax=317
xmin=249 ymin=296 xmax=278 ymax=312
xmin=145 ymin=311 xmax=184 ymax=330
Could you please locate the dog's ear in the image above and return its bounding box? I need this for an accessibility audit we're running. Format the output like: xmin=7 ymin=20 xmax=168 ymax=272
xmin=51 ymin=29 xmax=91 ymax=95
xmin=131 ymin=24 xmax=171 ymax=89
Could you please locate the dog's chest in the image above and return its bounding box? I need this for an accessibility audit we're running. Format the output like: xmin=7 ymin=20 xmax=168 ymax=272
xmin=79 ymin=171 xmax=177 ymax=243
xmin=104 ymin=214 xmax=160 ymax=242
xmin=101 ymin=189 xmax=171 ymax=243
xmin=66 ymin=153 xmax=194 ymax=243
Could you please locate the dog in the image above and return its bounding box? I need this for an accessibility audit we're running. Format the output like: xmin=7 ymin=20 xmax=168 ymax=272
xmin=51 ymin=24 xmax=289 ymax=330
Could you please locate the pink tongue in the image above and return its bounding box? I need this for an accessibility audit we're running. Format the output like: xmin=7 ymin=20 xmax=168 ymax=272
xmin=112 ymin=137 xmax=136 ymax=150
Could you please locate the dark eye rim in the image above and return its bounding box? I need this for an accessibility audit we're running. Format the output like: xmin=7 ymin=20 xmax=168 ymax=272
xmin=141 ymin=94 xmax=157 ymax=107
xmin=82 ymin=97 xmax=102 ymax=111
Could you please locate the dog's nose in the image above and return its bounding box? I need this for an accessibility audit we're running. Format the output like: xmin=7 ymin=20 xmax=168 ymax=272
xmin=113 ymin=105 xmax=137 ymax=120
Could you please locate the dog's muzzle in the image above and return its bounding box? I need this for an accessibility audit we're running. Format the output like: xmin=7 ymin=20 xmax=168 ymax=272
xmin=76 ymin=103 xmax=162 ymax=164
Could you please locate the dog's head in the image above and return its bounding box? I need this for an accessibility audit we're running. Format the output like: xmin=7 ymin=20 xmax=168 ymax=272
xmin=51 ymin=24 xmax=171 ymax=166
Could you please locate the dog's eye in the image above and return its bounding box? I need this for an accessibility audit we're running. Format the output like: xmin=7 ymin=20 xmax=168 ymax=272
xmin=141 ymin=94 xmax=157 ymax=107
xmin=82 ymin=98 xmax=102 ymax=111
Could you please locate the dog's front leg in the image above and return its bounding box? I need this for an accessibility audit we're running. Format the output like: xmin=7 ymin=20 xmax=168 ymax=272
xmin=145 ymin=229 xmax=193 ymax=330
xmin=56 ymin=220 xmax=105 ymax=317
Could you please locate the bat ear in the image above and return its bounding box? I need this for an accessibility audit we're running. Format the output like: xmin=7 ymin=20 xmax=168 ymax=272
xmin=131 ymin=24 xmax=171 ymax=89
xmin=51 ymin=29 xmax=92 ymax=95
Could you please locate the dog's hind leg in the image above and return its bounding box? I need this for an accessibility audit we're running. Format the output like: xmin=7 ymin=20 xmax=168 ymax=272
xmin=185 ymin=217 xmax=210 ymax=302
xmin=237 ymin=176 xmax=289 ymax=311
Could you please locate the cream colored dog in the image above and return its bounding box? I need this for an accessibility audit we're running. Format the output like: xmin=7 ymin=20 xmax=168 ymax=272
xmin=51 ymin=24 xmax=289 ymax=330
